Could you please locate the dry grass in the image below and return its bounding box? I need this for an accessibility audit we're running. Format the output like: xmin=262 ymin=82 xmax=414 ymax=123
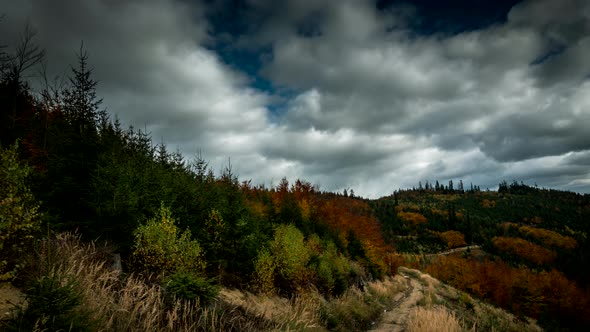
xmin=8 ymin=234 xmax=540 ymax=332
xmin=320 ymin=276 xmax=406 ymax=331
xmin=407 ymin=306 xmax=463 ymax=332
xmin=398 ymin=266 xmax=541 ymax=332
xmin=6 ymin=233 xmax=289 ymax=331
xmin=218 ymin=271 xmax=406 ymax=332
xmin=219 ymin=288 xmax=324 ymax=330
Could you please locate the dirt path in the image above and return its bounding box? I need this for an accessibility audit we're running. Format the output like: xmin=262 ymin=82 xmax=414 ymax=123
xmin=423 ymin=245 xmax=481 ymax=257
xmin=0 ymin=283 xmax=25 ymax=321
xmin=369 ymin=273 xmax=424 ymax=332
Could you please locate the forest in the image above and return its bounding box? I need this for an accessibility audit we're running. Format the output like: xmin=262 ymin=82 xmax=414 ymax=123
xmin=1 ymin=29 xmax=589 ymax=331
xmin=372 ymin=184 xmax=590 ymax=329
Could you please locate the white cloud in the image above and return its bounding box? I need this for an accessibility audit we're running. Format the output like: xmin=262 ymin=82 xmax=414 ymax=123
xmin=3 ymin=0 xmax=589 ymax=196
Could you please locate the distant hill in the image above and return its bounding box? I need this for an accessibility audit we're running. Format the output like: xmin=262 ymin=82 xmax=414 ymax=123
xmin=369 ymin=185 xmax=590 ymax=330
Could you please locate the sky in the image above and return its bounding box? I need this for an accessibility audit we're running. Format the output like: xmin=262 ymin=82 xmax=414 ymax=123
xmin=1 ymin=0 xmax=589 ymax=198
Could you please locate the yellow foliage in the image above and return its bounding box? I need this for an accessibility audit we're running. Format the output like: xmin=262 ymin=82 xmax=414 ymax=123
xmin=253 ymin=249 xmax=276 ymax=294
xmin=481 ymin=199 xmax=496 ymax=208
xmin=0 ymin=143 xmax=41 ymax=280
xmin=492 ymin=236 xmax=557 ymax=265
xmin=132 ymin=204 xmax=205 ymax=276
xmin=298 ymin=198 xmax=311 ymax=221
xmin=519 ymin=225 xmax=577 ymax=250
xmin=523 ymin=216 xmax=543 ymax=224
xmin=438 ymin=231 xmax=467 ymax=249
xmin=398 ymin=211 xmax=427 ymax=225
xmin=248 ymin=200 xmax=267 ymax=219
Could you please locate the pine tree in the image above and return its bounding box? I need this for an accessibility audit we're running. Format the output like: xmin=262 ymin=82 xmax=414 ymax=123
xmin=62 ymin=43 xmax=103 ymax=135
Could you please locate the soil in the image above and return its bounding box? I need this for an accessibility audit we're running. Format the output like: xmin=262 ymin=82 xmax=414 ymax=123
xmin=0 ymin=282 xmax=25 ymax=321
xmin=369 ymin=273 xmax=424 ymax=332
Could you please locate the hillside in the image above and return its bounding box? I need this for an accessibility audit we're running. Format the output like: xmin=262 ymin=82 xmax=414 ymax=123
xmin=0 ymin=233 xmax=542 ymax=331
xmin=370 ymin=186 xmax=590 ymax=330
xmin=372 ymin=267 xmax=541 ymax=332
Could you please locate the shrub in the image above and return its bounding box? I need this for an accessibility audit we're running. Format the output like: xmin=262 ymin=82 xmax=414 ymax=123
xmin=270 ymin=224 xmax=312 ymax=292
xmin=5 ymin=271 xmax=94 ymax=332
xmin=131 ymin=203 xmax=205 ymax=277
xmin=314 ymin=241 xmax=351 ymax=296
xmin=438 ymin=231 xmax=467 ymax=249
xmin=163 ymin=270 xmax=220 ymax=305
xmin=1 ymin=232 xmax=283 ymax=332
xmin=323 ymin=275 xmax=408 ymax=331
xmin=315 ymin=258 xmax=335 ymax=294
xmin=252 ymin=248 xmax=276 ymax=294
xmin=0 ymin=142 xmax=41 ymax=280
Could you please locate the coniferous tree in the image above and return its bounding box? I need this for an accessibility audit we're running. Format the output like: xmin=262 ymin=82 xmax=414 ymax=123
xmin=40 ymin=44 xmax=104 ymax=235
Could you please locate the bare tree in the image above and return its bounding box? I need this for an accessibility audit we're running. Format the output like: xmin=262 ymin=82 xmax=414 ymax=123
xmin=4 ymin=22 xmax=46 ymax=84
xmin=0 ymin=15 xmax=10 ymax=75
xmin=2 ymin=21 xmax=46 ymax=137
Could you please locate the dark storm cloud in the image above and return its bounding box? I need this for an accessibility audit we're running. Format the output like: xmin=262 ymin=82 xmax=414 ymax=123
xmin=260 ymin=128 xmax=399 ymax=173
xmin=476 ymin=106 xmax=590 ymax=161
xmin=2 ymin=0 xmax=272 ymax=162
xmin=231 ymin=0 xmax=590 ymax=193
xmin=507 ymin=0 xmax=590 ymax=87
xmin=2 ymin=0 xmax=589 ymax=196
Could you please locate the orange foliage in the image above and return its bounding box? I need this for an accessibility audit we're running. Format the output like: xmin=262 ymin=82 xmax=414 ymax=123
xmin=492 ymin=236 xmax=557 ymax=265
xmin=523 ymin=216 xmax=543 ymax=224
xmin=398 ymin=211 xmax=427 ymax=226
xmin=499 ymin=222 xmax=518 ymax=232
xmin=298 ymin=198 xmax=312 ymax=221
xmin=480 ymin=199 xmax=496 ymax=208
xmin=422 ymin=255 xmax=590 ymax=326
xmin=518 ymin=225 xmax=577 ymax=250
xmin=498 ymin=223 xmax=577 ymax=250
xmin=247 ymin=200 xmax=267 ymax=220
xmin=316 ymin=197 xmax=392 ymax=273
xmin=431 ymin=208 xmax=447 ymax=217
xmin=437 ymin=231 xmax=467 ymax=249
xmin=253 ymin=179 xmax=393 ymax=275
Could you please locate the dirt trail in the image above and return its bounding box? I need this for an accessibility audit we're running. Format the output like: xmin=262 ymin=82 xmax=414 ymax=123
xmin=423 ymin=245 xmax=481 ymax=257
xmin=0 ymin=283 xmax=25 ymax=321
xmin=369 ymin=273 xmax=424 ymax=332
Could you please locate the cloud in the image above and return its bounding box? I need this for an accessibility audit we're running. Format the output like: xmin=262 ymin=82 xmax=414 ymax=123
xmin=2 ymin=0 xmax=271 ymax=161
xmin=2 ymin=0 xmax=589 ymax=196
xmin=239 ymin=0 xmax=590 ymax=193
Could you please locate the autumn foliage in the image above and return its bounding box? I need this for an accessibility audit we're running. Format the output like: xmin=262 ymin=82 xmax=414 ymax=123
xmin=518 ymin=225 xmax=577 ymax=250
xmin=315 ymin=197 xmax=392 ymax=273
xmin=492 ymin=236 xmax=557 ymax=265
xmin=421 ymin=255 xmax=590 ymax=328
xmin=436 ymin=231 xmax=467 ymax=249
xmin=397 ymin=209 xmax=427 ymax=226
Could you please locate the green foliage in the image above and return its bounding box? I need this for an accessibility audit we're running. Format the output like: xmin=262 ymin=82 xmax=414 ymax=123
xmin=163 ymin=270 xmax=220 ymax=305
xmin=0 ymin=142 xmax=40 ymax=280
xmin=204 ymin=208 xmax=225 ymax=272
xmin=252 ymin=248 xmax=276 ymax=294
xmin=315 ymin=258 xmax=334 ymax=294
xmin=131 ymin=203 xmax=205 ymax=277
xmin=5 ymin=271 xmax=94 ymax=332
xmin=320 ymin=284 xmax=390 ymax=332
xmin=310 ymin=240 xmax=352 ymax=296
xmin=271 ymin=224 xmax=311 ymax=291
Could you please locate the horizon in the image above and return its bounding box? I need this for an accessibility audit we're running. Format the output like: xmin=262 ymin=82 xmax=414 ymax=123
xmin=2 ymin=0 xmax=589 ymax=197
